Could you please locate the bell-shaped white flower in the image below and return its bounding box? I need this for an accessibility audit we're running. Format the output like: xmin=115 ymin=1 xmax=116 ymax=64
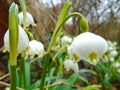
xmin=68 ymin=32 xmax=108 ymax=65
xmin=61 ymin=35 xmax=72 ymax=44
xmin=64 ymin=59 xmax=79 ymax=72
xmin=26 ymin=40 xmax=44 ymax=58
xmin=18 ymin=11 xmax=35 ymax=27
xmin=4 ymin=25 xmax=29 ymax=53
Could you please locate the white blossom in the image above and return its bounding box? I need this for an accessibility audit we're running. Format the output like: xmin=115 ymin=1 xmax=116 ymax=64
xmin=18 ymin=11 xmax=35 ymax=27
xmin=112 ymin=62 xmax=120 ymax=68
xmin=26 ymin=40 xmax=44 ymax=58
xmin=64 ymin=59 xmax=79 ymax=72
xmin=4 ymin=25 xmax=29 ymax=53
xmin=68 ymin=32 xmax=108 ymax=65
xmin=61 ymin=35 xmax=72 ymax=44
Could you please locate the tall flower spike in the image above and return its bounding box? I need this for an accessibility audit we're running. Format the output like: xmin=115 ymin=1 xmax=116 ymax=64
xmin=26 ymin=40 xmax=44 ymax=59
xmin=18 ymin=11 xmax=36 ymax=27
xmin=64 ymin=59 xmax=79 ymax=72
xmin=68 ymin=32 xmax=108 ymax=65
xmin=4 ymin=25 xmax=29 ymax=53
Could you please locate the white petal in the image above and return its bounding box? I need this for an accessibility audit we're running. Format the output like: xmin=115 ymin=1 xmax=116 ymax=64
xmin=68 ymin=32 xmax=108 ymax=64
xmin=64 ymin=59 xmax=79 ymax=72
xmin=4 ymin=25 xmax=29 ymax=53
xmin=61 ymin=35 xmax=72 ymax=44
xmin=27 ymin=40 xmax=44 ymax=58
xmin=18 ymin=26 xmax=29 ymax=53
xmin=18 ymin=11 xmax=34 ymax=26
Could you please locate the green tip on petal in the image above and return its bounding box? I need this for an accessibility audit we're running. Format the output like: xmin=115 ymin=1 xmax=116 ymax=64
xmin=88 ymin=52 xmax=98 ymax=62
xmin=73 ymin=53 xmax=79 ymax=61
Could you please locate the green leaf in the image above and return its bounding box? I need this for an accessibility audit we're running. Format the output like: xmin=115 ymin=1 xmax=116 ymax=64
xmin=9 ymin=3 xmax=19 ymax=66
xmin=54 ymin=1 xmax=72 ymax=36
xmin=30 ymin=79 xmax=41 ymax=90
xmin=77 ymin=75 xmax=89 ymax=84
xmin=82 ymin=85 xmax=101 ymax=90
xmin=53 ymin=84 xmax=72 ymax=90
xmin=47 ymin=0 xmax=72 ymax=53
xmin=67 ymin=73 xmax=89 ymax=85
xmin=47 ymin=67 xmax=56 ymax=85
xmin=66 ymin=73 xmax=78 ymax=84
xmin=79 ymin=69 xmax=97 ymax=75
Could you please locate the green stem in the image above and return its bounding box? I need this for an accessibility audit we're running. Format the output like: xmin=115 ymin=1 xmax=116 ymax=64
xmin=10 ymin=65 xmax=16 ymax=90
xmin=47 ymin=12 xmax=84 ymax=53
xmin=40 ymin=54 xmax=49 ymax=90
xmin=19 ymin=54 xmax=26 ymax=89
xmin=23 ymin=60 xmax=26 ymax=89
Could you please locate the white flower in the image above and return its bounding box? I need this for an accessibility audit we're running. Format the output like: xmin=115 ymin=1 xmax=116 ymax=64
xmin=68 ymin=32 xmax=108 ymax=65
xmin=26 ymin=40 xmax=44 ymax=58
xmin=110 ymin=57 xmax=115 ymax=62
xmin=112 ymin=62 xmax=120 ymax=68
xmin=52 ymin=45 xmax=60 ymax=51
xmin=5 ymin=87 xmax=10 ymax=90
xmin=107 ymin=40 xmax=117 ymax=51
xmin=110 ymin=50 xmax=118 ymax=57
xmin=4 ymin=25 xmax=29 ymax=53
xmin=64 ymin=59 xmax=79 ymax=72
xmin=61 ymin=35 xmax=72 ymax=44
xmin=18 ymin=11 xmax=35 ymax=27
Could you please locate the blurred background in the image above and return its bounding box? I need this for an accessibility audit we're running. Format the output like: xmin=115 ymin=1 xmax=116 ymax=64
xmin=0 ymin=0 xmax=120 ymax=89
xmin=0 ymin=0 xmax=120 ymax=46
xmin=26 ymin=0 xmax=120 ymax=44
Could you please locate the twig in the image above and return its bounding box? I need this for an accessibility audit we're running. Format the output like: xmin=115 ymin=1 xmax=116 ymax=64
xmin=0 ymin=81 xmax=25 ymax=90
xmin=0 ymin=73 xmax=10 ymax=81
xmin=44 ymin=81 xmax=78 ymax=88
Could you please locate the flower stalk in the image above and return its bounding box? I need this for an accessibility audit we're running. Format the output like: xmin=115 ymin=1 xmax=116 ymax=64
xmin=47 ymin=12 xmax=88 ymax=53
xmin=40 ymin=0 xmax=89 ymax=90
xmin=19 ymin=0 xmax=27 ymax=29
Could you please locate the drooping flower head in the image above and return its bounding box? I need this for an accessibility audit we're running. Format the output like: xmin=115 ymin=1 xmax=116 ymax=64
xmin=18 ymin=11 xmax=35 ymax=27
xmin=26 ymin=40 xmax=44 ymax=58
xmin=4 ymin=25 xmax=29 ymax=53
xmin=68 ymin=32 xmax=108 ymax=65
xmin=64 ymin=59 xmax=79 ymax=72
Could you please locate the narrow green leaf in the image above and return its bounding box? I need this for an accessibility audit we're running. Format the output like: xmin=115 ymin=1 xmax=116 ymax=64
xmin=77 ymin=75 xmax=89 ymax=84
xmin=9 ymin=3 xmax=19 ymax=66
xmin=47 ymin=1 xmax=72 ymax=53
xmin=79 ymin=69 xmax=97 ymax=75
xmin=47 ymin=67 xmax=56 ymax=85
xmin=30 ymin=80 xmax=41 ymax=89
xmin=66 ymin=73 xmax=78 ymax=84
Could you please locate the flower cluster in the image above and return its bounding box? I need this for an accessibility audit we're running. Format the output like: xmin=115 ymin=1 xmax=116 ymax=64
xmin=52 ymin=35 xmax=72 ymax=51
xmin=112 ymin=62 xmax=120 ymax=73
xmin=3 ymin=11 xmax=44 ymax=59
xmin=106 ymin=40 xmax=118 ymax=62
